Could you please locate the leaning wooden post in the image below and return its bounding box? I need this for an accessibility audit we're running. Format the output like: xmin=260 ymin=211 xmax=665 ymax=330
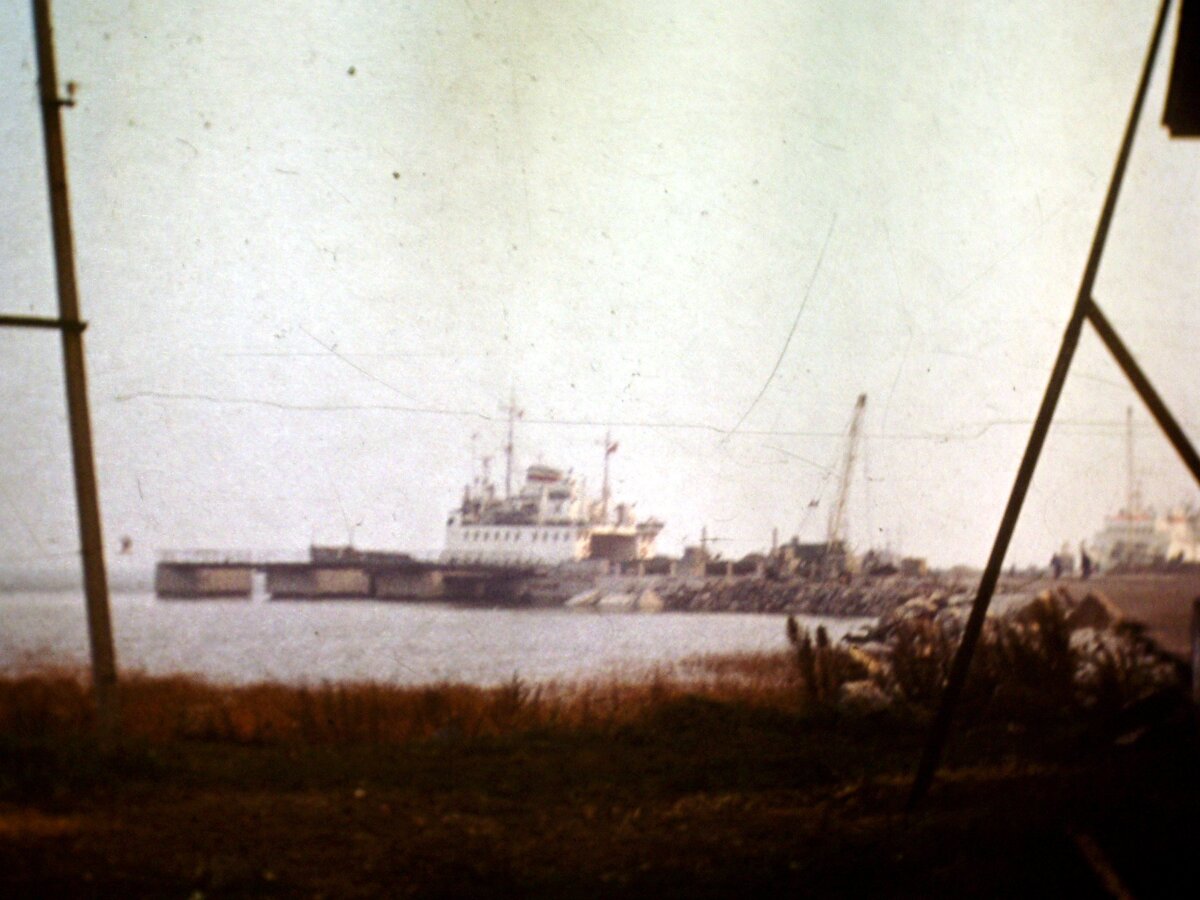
xmin=31 ymin=0 xmax=120 ymax=740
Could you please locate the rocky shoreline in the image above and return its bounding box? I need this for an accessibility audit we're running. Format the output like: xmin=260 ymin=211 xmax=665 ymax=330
xmin=659 ymin=574 xmax=972 ymax=617
xmin=783 ymin=584 xmax=1186 ymax=718
xmin=556 ymin=572 xmax=979 ymax=617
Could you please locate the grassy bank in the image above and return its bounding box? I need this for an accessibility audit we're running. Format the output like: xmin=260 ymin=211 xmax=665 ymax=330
xmin=1 ymin=641 xmax=1197 ymax=897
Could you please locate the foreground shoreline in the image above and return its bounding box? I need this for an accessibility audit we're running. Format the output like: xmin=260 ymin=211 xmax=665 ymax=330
xmin=3 ymin=596 xmax=1197 ymax=898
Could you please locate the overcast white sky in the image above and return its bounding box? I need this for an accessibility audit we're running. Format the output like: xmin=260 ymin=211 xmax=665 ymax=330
xmin=2 ymin=0 xmax=1199 ymax=572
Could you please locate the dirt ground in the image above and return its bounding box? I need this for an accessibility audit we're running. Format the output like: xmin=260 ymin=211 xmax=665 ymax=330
xmin=3 ymin=696 xmax=1198 ymax=898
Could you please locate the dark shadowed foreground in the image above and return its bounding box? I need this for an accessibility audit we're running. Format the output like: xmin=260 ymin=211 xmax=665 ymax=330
xmin=1 ymin=637 xmax=1197 ymax=898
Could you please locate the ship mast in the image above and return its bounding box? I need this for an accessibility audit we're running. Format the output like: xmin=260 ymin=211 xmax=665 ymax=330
xmin=501 ymin=391 xmax=522 ymax=500
xmin=601 ymin=430 xmax=617 ymax=523
xmin=1125 ymin=404 xmax=1136 ymax=560
xmin=1125 ymin=404 xmax=1142 ymax=514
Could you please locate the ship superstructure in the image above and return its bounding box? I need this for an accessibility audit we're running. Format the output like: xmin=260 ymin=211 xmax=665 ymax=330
xmin=443 ymin=462 xmax=663 ymax=566
xmin=1090 ymin=503 xmax=1200 ymax=569
xmin=441 ymin=410 xmax=663 ymax=567
xmin=1089 ymin=407 xmax=1200 ymax=568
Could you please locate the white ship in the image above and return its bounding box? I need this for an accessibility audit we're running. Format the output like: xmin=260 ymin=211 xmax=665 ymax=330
xmin=441 ymin=401 xmax=663 ymax=567
xmin=1088 ymin=407 xmax=1200 ymax=569
xmin=1090 ymin=504 xmax=1200 ymax=569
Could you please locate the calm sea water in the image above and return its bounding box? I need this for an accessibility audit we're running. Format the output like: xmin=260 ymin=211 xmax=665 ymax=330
xmin=0 ymin=590 xmax=873 ymax=687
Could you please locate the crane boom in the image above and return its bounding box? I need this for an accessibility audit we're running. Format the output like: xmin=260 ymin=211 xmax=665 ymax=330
xmin=826 ymin=393 xmax=867 ymax=549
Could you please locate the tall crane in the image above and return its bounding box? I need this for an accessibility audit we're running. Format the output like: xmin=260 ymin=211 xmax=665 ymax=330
xmin=826 ymin=393 xmax=867 ymax=552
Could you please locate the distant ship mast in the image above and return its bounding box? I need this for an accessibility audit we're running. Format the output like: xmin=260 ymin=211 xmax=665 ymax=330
xmin=1125 ymin=404 xmax=1141 ymax=557
xmin=1125 ymin=405 xmax=1143 ymax=515
xmin=600 ymin=430 xmax=618 ymax=523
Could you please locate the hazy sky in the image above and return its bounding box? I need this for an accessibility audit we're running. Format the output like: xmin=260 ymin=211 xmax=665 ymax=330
xmin=2 ymin=0 xmax=1199 ymax=571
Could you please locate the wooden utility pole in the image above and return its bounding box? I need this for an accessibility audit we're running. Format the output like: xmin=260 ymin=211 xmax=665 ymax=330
xmin=30 ymin=0 xmax=120 ymax=738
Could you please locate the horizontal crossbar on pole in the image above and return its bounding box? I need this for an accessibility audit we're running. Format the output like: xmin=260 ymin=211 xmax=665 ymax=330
xmin=1085 ymin=297 xmax=1200 ymax=486
xmin=0 ymin=313 xmax=86 ymax=332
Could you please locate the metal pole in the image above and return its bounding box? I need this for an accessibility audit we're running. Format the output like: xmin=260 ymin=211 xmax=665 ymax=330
xmin=907 ymin=0 xmax=1172 ymax=809
xmin=1085 ymin=298 xmax=1200 ymax=488
xmin=31 ymin=0 xmax=120 ymax=739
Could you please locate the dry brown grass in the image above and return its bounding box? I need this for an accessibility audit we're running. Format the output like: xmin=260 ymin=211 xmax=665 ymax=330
xmin=0 ymin=653 xmax=806 ymax=747
xmin=3 ymin=595 xmax=1178 ymax=749
xmin=673 ymin=650 xmax=800 ymax=702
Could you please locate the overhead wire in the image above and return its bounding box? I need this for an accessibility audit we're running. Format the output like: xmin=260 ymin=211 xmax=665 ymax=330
xmin=112 ymin=391 xmax=1187 ymax=443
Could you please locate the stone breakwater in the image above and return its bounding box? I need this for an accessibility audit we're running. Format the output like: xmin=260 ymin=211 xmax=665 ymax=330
xmin=580 ymin=574 xmax=975 ymax=617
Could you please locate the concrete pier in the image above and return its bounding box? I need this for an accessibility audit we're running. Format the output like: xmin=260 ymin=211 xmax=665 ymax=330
xmin=264 ymin=565 xmax=372 ymax=599
xmin=155 ymin=554 xmax=536 ymax=604
xmin=374 ymin=570 xmax=444 ymax=600
xmin=155 ymin=563 xmax=253 ymax=599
